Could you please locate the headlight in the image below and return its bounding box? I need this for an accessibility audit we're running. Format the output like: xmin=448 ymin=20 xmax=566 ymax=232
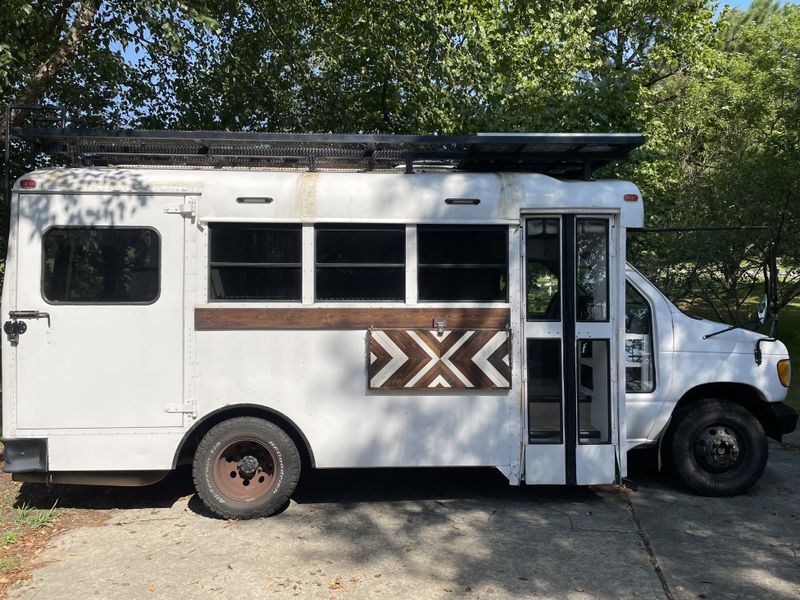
xmin=777 ymin=359 xmax=791 ymax=387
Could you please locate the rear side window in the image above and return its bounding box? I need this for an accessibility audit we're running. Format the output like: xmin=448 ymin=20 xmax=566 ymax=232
xmin=209 ymin=223 xmax=302 ymax=301
xmin=43 ymin=227 xmax=160 ymax=303
xmin=315 ymin=224 xmax=405 ymax=301
xmin=418 ymin=225 xmax=508 ymax=301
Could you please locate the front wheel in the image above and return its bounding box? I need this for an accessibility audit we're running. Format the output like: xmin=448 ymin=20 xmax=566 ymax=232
xmin=670 ymin=399 xmax=767 ymax=496
xmin=193 ymin=417 xmax=301 ymax=519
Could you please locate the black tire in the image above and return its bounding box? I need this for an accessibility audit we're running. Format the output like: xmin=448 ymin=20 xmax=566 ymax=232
xmin=670 ymin=399 xmax=767 ymax=496
xmin=192 ymin=417 xmax=301 ymax=519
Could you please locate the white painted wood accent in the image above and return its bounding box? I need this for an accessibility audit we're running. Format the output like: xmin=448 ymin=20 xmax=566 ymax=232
xmin=302 ymin=224 xmax=315 ymax=305
xmin=405 ymin=225 xmax=417 ymax=304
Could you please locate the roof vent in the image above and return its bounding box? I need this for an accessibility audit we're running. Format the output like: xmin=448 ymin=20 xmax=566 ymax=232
xmin=237 ymin=196 xmax=273 ymax=204
xmin=445 ymin=197 xmax=480 ymax=206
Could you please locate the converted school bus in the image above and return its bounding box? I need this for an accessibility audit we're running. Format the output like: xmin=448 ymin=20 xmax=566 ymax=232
xmin=1 ymin=128 xmax=796 ymax=518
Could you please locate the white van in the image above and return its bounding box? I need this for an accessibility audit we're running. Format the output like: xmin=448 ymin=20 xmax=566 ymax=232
xmin=1 ymin=129 xmax=795 ymax=519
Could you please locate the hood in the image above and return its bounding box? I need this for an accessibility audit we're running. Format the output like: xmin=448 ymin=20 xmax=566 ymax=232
xmin=671 ymin=309 xmax=789 ymax=357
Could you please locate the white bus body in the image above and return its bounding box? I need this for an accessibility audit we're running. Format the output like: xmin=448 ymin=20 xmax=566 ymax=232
xmin=2 ymin=166 xmax=794 ymax=518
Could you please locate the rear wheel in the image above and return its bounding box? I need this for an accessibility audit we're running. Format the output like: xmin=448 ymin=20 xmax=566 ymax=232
xmin=670 ymin=399 xmax=767 ymax=496
xmin=193 ymin=417 xmax=301 ymax=519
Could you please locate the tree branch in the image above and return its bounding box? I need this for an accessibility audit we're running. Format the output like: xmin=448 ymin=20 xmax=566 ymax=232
xmin=10 ymin=0 xmax=101 ymax=128
xmin=644 ymin=67 xmax=682 ymax=89
xmin=34 ymin=0 xmax=74 ymax=47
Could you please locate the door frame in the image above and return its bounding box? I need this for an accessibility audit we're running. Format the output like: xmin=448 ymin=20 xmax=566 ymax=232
xmin=521 ymin=210 xmax=622 ymax=485
xmin=10 ymin=192 xmax=189 ymax=434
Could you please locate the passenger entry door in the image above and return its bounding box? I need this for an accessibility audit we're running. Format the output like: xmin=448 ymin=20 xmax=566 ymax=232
xmin=11 ymin=194 xmax=185 ymax=430
xmin=523 ymin=215 xmax=618 ymax=485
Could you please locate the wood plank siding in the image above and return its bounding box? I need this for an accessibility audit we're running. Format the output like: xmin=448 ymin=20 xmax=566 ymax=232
xmin=195 ymin=307 xmax=511 ymax=331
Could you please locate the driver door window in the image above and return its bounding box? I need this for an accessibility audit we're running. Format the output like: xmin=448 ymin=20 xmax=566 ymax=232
xmin=625 ymin=282 xmax=655 ymax=393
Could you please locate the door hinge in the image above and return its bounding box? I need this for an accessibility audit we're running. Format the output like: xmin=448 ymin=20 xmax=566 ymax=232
xmin=164 ymin=403 xmax=196 ymax=415
xmin=164 ymin=199 xmax=195 ymax=216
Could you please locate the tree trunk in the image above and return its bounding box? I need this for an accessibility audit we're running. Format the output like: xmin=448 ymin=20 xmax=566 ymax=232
xmin=5 ymin=0 xmax=101 ymax=132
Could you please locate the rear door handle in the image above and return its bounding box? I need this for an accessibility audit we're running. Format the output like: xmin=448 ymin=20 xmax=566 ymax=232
xmin=9 ymin=310 xmax=50 ymax=326
xmin=5 ymin=311 xmax=51 ymax=344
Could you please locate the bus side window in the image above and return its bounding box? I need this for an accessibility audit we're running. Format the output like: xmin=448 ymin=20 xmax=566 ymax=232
xmin=316 ymin=224 xmax=405 ymax=301
xmin=209 ymin=223 xmax=302 ymax=301
xmin=417 ymin=225 xmax=508 ymax=302
xmin=625 ymin=282 xmax=655 ymax=393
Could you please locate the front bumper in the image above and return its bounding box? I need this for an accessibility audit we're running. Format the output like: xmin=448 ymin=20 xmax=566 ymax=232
xmin=1 ymin=438 xmax=47 ymax=473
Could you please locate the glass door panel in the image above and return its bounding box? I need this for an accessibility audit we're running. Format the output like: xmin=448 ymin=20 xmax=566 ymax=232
xmin=526 ymin=218 xmax=561 ymax=321
xmin=527 ymin=339 xmax=563 ymax=444
xmin=576 ymin=219 xmax=609 ymax=322
xmin=524 ymin=214 xmax=617 ymax=486
xmin=577 ymin=339 xmax=611 ymax=444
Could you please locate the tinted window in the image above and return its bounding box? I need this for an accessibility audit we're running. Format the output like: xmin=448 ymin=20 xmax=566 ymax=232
xmin=315 ymin=224 xmax=405 ymax=301
xmin=418 ymin=226 xmax=508 ymax=302
xmin=209 ymin=224 xmax=301 ymax=301
xmin=527 ymin=339 xmax=563 ymax=444
xmin=43 ymin=228 xmax=160 ymax=303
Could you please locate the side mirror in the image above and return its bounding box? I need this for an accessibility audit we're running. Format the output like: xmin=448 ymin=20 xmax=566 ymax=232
xmin=757 ymin=294 xmax=769 ymax=325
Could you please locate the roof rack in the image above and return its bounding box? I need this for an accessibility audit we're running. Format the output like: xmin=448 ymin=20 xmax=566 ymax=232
xmin=4 ymin=105 xmax=644 ymax=190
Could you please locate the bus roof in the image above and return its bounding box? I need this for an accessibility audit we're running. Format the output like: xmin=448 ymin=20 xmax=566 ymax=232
xmin=11 ymin=128 xmax=644 ymax=180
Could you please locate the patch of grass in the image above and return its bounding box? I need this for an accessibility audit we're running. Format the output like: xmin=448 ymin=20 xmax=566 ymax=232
xmin=776 ymin=303 xmax=800 ymax=413
xmin=0 ymin=531 xmax=19 ymax=547
xmin=13 ymin=501 xmax=57 ymax=530
xmin=0 ymin=557 xmax=19 ymax=572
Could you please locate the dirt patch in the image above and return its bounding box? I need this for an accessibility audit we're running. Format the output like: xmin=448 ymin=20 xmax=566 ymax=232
xmin=0 ymin=466 xmax=110 ymax=598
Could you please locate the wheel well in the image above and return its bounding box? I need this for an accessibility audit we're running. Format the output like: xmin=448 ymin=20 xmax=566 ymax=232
xmin=665 ymin=382 xmax=782 ymax=442
xmin=172 ymin=405 xmax=316 ymax=470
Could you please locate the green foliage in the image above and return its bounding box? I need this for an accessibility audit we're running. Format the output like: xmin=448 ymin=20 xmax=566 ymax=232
xmin=777 ymin=301 xmax=800 ymax=413
xmin=0 ymin=1 xmax=222 ymax=125
xmin=1 ymin=1 xmax=718 ymax=134
xmin=0 ymin=530 xmax=20 ymax=546
xmin=721 ymin=0 xmax=782 ymax=49
xmin=1 ymin=1 xmax=799 ymax=322
xmin=161 ymin=0 xmax=716 ymax=134
xmin=627 ymin=5 xmax=800 ymax=323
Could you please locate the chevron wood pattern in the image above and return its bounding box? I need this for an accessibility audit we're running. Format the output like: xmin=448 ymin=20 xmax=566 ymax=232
xmin=368 ymin=329 xmax=511 ymax=390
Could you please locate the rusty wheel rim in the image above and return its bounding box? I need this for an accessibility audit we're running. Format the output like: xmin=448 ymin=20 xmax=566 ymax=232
xmin=213 ymin=438 xmax=276 ymax=502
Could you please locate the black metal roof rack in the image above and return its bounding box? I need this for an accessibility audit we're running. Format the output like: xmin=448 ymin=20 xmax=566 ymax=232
xmin=5 ymin=106 xmax=644 ymax=181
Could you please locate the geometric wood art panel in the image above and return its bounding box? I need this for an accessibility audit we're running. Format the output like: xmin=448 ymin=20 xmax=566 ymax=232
xmin=368 ymin=329 xmax=511 ymax=389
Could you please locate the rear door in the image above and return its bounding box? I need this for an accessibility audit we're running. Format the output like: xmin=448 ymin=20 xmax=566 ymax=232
xmin=11 ymin=192 xmax=185 ymax=430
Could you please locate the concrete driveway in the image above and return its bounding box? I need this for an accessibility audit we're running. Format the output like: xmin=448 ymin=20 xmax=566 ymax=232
xmin=7 ymin=438 xmax=800 ymax=600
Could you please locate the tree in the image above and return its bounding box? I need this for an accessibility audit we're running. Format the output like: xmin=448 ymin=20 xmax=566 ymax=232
xmin=157 ymin=0 xmax=715 ymax=134
xmin=0 ymin=1 xmax=221 ymax=133
xmin=2 ymin=1 xmax=719 ymax=134
xmin=720 ymin=0 xmax=782 ymax=49
xmin=627 ymin=5 xmax=800 ymax=323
